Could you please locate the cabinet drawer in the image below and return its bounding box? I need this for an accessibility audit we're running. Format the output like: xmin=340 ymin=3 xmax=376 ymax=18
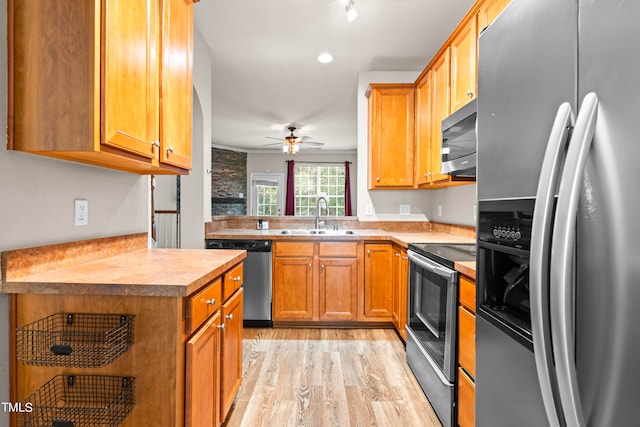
xmin=274 ymin=242 xmax=314 ymax=257
xmin=318 ymin=242 xmax=358 ymax=258
xmin=223 ymin=262 xmax=243 ymax=301
xmin=186 ymin=278 xmax=221 ymax=334
xmin=457 ymin=367 xmax=475 ymax=427
xmin=458 ymin=305 xmax=476 ymax=377
xmin=459 ymin=275 xmax=476 ymax=312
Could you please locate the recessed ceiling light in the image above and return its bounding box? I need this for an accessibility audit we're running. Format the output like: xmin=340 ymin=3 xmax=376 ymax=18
xmin=317 ymin=53 xmax=334 ymax=64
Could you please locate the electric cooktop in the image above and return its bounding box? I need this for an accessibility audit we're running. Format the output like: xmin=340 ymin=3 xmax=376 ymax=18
xmin=408 ymin=242 xmax=476 ymax=269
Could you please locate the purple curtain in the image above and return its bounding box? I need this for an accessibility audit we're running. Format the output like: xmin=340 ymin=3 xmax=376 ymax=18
xmin=344 ymin=161 xmax=352 ymax=216
xmin=285 ymin=160 xmax=295 ymax=215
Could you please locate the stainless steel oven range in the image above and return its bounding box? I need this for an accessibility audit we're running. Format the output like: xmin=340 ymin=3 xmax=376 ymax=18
xmin=405 ymin=242 xmax=476 ymax=427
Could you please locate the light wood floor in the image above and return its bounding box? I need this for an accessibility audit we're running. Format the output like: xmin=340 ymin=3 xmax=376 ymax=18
xmin=222 ymin=328 xmax=443 ymax=427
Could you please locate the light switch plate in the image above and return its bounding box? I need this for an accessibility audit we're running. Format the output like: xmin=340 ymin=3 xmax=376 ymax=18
xmin=399 ymin=204 xmax=411 ymax=215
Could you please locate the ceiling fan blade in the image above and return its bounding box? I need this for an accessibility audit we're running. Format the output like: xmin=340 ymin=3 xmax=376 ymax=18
xmin=302 ymin=141 xmax=324 ymax=146
xmin=265 ymin=136 xmax=283 ymax=141
xmin=263 ymin=142 xmax=285 ymax=147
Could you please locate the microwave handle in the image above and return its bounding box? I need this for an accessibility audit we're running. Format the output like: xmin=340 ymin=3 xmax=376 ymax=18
xmin=407 ymin=250 xmax=455 ymax=279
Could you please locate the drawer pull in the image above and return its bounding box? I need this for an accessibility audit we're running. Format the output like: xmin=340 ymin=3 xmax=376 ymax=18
xmin=218 ymin=324 xmax=225 ymax=330
xmin=226 ymin=314 xmax=234 ymax=321
xmin=206 ymin=299 xmax=216 ymax=306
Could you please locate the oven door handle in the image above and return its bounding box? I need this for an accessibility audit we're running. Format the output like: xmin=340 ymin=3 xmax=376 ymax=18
xmin=530 ymin=101 xmax=574 ymax=427
xmin=407 ymin=250 xmax=455 ymax=278
xmin=550 ymin=92 xmax=598 ymax=427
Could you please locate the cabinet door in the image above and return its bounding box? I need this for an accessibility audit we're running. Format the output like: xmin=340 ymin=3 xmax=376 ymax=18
xmin=450 ymin=17 xmax=477 ymax=112
xmin=428 ymin=49 xmax=452 ymax=185
xmin=160 ymin=0 xmax=193 ymax=171
xmin=457 ymin=367 xmax=476 ymax=427
xmin=368 ymin=84 xmax=415 ymax=189
xmin=103 ymin=0 xmax=160 ymax=160
xmin=185 ymin=312 xmax=221 ymax=427
xmin=363 ymin=244 xmax=393 ymax=319
xmin=459 ymin=305 xmax=476 ymax=377
xmin=221 ymin=288 xmax=243 ymax=421
xmin=392 ymin=247 xmax=409 ymax=339
xmin=415 ymin=70 xmax=433 ymax=186
xmin=477 ymin=0 xmax=511 ymax=32
xmin=273 ymin=257 xmax=314 ymax=320
xmin=318 ymin=258 xmax=358 ymax=321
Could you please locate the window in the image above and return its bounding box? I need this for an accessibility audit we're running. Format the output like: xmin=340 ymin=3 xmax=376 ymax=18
xmin=294 ymin=164 xmax=346 ymax=216
xmin=251 ymin=173 xmax=284 ymax=216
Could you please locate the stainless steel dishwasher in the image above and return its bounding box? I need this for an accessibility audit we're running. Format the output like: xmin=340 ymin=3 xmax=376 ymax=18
xmin=205 ymin=239 xmax=272 ymax=327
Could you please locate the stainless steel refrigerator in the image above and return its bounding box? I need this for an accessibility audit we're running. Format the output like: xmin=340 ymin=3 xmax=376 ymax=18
xmin=476 ymin=0 xmax=640 ymax=425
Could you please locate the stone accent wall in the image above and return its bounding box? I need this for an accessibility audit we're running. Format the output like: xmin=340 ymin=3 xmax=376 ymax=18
xmin=211 ymin=148 xmax=247 ymax=215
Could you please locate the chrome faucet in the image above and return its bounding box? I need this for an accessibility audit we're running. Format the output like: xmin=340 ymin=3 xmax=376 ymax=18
xmin=315 ymin=196 xmax=329 ymax=229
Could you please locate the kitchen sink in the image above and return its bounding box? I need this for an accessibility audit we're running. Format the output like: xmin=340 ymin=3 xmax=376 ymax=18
xmin=279 ymin=229 xmax=357 ymax=235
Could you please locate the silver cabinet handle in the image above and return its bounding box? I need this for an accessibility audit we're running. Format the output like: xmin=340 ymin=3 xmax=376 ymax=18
xmin=167 ymin=146 xmax=174 ymax=153
xmin=217 ymin=323 xmax=225 ymax=330
xmin=550 ymin=92 xmax=598 ymax=427
xmin=226 ymin=313 xmax=233 ymax=321
xmin=402 ymin=256 xmax=408 ymax=260
xmin=530 ymin=101 xmax=574 ymax=427
xmin=320 ymin=264 xmax=324 ymax=270
xmin=235 ymin=276 xmax=241 ymax=282
xmin=367 ymin=250 xmax=371 ymax=255
xmin=466 ymin=90 xmax=473 ymax=96
xmin=206 ymin=299 xmax=216 ymax=306
xmin=308 ymin=263 xmax=312 ymax=269
xmin=376 ymin=177 xmax=380 ymax=182
xmin=395 ymin=252 xmax=400 ymax=257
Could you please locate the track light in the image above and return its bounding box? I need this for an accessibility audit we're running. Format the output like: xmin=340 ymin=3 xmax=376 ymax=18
xmin=345 ymin=0 xmax=358 ymax=22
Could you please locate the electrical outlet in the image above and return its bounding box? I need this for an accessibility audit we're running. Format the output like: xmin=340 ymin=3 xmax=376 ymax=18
xmin=74 ymin=199 xmax=88 ymax=226
xmin=399 ymin=204 xmax=411 ymax=215
xmin=437 ymin=204 xmax=443 ymax=217
xmin=365 ymin=204 xmax=373 ymax=216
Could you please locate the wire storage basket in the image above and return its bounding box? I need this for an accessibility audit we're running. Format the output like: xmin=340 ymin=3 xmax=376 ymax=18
xmin=19 ymin=375 xmax=135 ymax=427
xmin=16 ymin=313 xmax=135 ymax=368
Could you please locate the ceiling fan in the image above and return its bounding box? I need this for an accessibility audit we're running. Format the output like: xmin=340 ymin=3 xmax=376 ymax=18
xmin=264 ymin=126 xmax=324 ymax=154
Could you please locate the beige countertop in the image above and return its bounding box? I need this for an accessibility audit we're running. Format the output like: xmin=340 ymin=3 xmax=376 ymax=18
xmin=2 ymin=248 xmax=246 ymax=297
xmin=205 ymin=228 xmax=476 ymax=275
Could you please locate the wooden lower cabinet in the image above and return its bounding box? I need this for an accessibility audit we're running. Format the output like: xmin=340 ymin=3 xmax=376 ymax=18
xmin=362 ymin=243 xmax=394 ymax=320
xmin=273 ymin=241 xmax=360 ymax=323
xmin=391 ymin=245 xmax=409 ymax=339
xmin=273 ymin=255 xmax=314 ymax=320
xmin=457 ymin=274 xmax=476 ymax=427
xmin=185 ymin=312 xmax=222 ymax=427
xmin=457 ymin=367 xmax=475 ymax=427
xmin=221 ymin=288 xmax=244 ymax=421
xmin=319 ymin=258 xmax=358 ymax=320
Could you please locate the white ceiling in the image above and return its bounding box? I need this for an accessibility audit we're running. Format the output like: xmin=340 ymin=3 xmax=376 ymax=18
xmin=194 ymin=0 xmax=476 ymax=152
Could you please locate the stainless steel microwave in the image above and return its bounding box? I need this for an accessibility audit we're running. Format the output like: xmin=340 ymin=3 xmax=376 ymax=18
xmin=441 ymin=98 xmax=477 ymax=177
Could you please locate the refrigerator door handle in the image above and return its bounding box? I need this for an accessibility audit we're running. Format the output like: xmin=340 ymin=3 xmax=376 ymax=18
xmin=550 ymin=92 xmax=599 ymax=427
xmin=530 ymin=102 xmax=575 ymax=427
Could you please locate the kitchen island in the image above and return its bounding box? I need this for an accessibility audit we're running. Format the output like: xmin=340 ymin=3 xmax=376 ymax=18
xmin=1 ymin=233 xmax=246 ymax=427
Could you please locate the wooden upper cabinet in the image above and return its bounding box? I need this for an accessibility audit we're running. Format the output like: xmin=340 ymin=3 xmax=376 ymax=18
xmin=367 ymin=84 xmax=415 ymax=189
xmin=428 ymin=49 xmax=452 ymax=185
xmin=8 ymin=0 xmax=193 ymax=175
xmin=414 ymin=70 xmax=433 ymax=186
xmin=160 ymin=0 xmax=194 ymax=171
xmin=477 ymin=0 xmax=511 ymax=32
xmin=103 ymin=0 xmax=160 ymax=161
xmin=450 ymin=17 xmax=477 ymax=113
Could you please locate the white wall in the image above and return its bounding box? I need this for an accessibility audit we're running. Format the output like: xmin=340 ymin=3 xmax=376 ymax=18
xmin=246 ymin=151 xmax=357 ymax=216
xmin=0 ymin=7 xmax=149 ymax=424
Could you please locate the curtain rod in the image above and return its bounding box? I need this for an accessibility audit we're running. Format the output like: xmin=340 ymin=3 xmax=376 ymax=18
xmin=285 ymin=160 xmax=352 ymax=165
